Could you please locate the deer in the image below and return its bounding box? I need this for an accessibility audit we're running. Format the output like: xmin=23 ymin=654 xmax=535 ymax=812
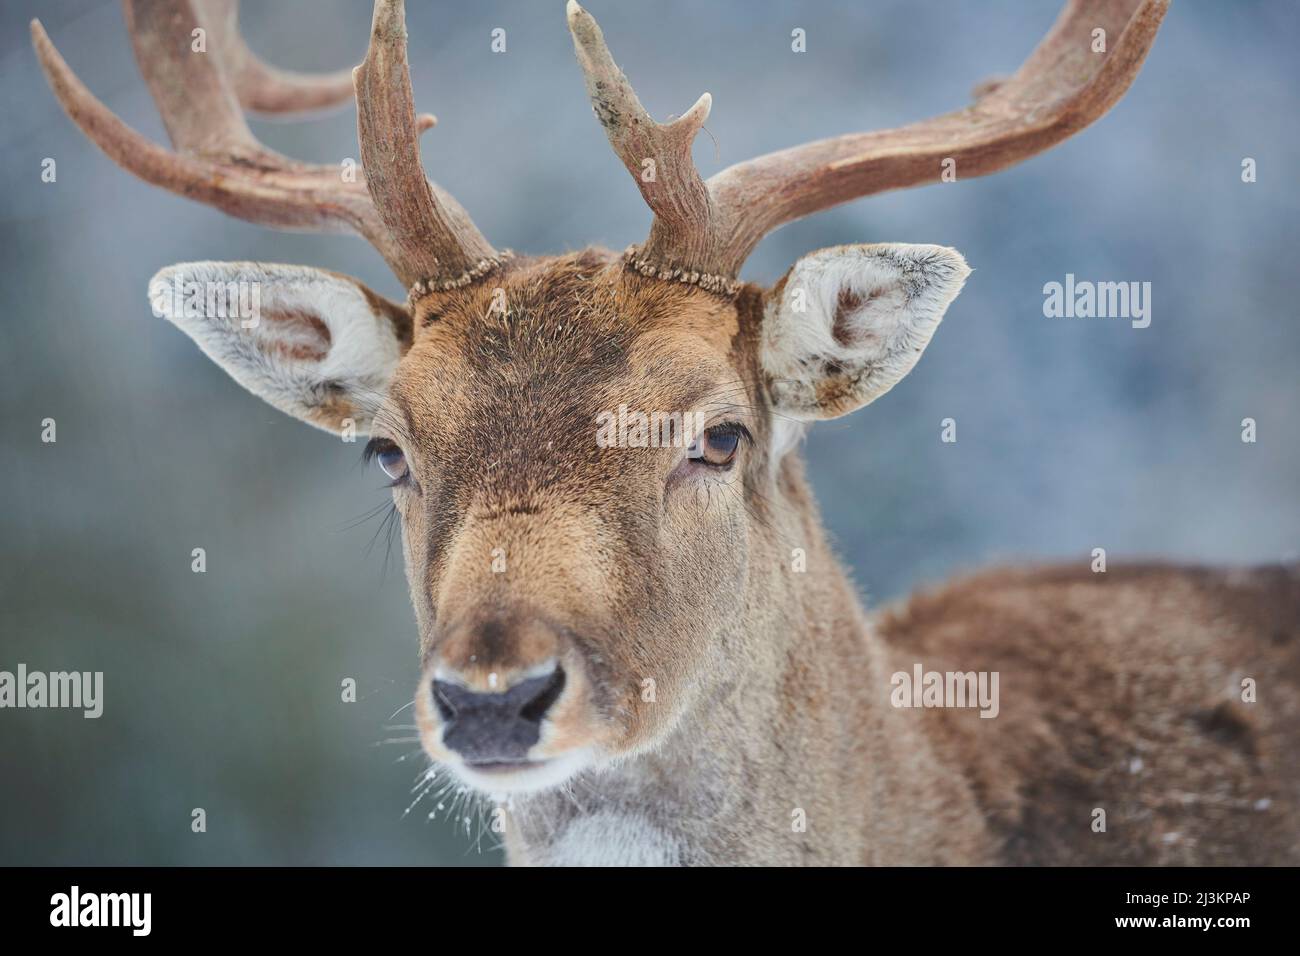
xmin=32 ymin=0 xmax=1299 ymax=866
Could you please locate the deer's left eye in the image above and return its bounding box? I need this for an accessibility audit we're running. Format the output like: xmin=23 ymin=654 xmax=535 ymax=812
xmin=365 ymin=438 xmax=408 ymax=482
xmin=692 ymin=423 xmax=746 ymax=468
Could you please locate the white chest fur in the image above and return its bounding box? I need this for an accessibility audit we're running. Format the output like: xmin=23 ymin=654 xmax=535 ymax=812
xmin=522 ymin=810 xmax=680 ymax=867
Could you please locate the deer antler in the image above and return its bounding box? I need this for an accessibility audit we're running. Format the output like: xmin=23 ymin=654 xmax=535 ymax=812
xmin=566 ymin=3 xmax=720 ymax=287
xmin=352 ymin=0 xmax=500 ymax=290
xmin=569 ymin=0 xmax=1170 ymax=287
xmin=200 ymin=0 xmax=356 ymax=116
xmin=32 ymin=0 xmax=499 ymax=290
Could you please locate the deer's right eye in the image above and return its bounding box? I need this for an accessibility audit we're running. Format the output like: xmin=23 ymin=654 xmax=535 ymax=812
xmin=365 ymin=438 xmax=408 ymax=483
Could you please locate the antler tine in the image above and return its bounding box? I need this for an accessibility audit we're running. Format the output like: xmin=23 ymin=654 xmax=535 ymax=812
xmin=201 ymin=0 xmax=356 ymax=116
xmin=32 ymin=0 xmax=496 ymax=290
xmin=703 ymin=0 xmax=1171 ymax=277
xmin=118 ymin=0 xmax=260 ymax=158
xmin=565 ymin=1 xmax=721 ymax=282
xmin=570 ymin=0 xmax=1169 ymax=286
xmin=31 ymin=15 xmax=384 ymax=240
xmin=353 ymin=0 xmax=500 ymax=289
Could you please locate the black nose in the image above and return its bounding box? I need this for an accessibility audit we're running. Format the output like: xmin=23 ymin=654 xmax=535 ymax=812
xmin=432 ymin=667 xmax=566 ymax=764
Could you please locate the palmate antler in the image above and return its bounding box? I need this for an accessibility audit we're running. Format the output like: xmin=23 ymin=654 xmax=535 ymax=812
xmin=568 ymin=0 xmax=1170 ymax=291
xmin=31 ymin=0 xmax=500 ymax=289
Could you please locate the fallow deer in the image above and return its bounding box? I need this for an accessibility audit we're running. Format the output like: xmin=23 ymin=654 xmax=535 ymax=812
xmin=33 ymin=0 xmax=1299 ymax=865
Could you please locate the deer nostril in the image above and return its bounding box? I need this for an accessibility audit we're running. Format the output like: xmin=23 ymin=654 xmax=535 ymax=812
xmin=431 ymin=681 xmax=458 ymax=723
xmin=519 ymin=666 xmax=566 ymax=724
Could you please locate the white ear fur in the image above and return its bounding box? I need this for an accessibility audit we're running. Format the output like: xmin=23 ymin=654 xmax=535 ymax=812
xmin=148 ymin=262 xmax=410 ymax=434
xmin=762 ymin=243 xmax=969 ymax=422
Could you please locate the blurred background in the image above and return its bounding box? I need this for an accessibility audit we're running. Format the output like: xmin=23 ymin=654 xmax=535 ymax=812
xmin=1 ymin=1 xmax=1296 ymax=865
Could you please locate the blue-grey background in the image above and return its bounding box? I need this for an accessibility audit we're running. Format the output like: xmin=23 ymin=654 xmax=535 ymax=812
xmin=1 ymin=1 xmax=1296 ymax=864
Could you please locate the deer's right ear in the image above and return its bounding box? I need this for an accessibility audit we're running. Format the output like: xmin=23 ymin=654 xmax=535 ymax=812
xmin=149 ymin=262 xmax=412 ymax=435
xmin=761 ymin=244 xmax=969 ymax=421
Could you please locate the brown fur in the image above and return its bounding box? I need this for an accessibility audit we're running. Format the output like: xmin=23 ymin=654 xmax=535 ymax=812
xmin=875 ymin=563 xmax=1300 ymax=864
xmin=374 ymin=249 xmax=1299 ymax=865
xmin=35 ymin=0 xmax=1203 ymax=866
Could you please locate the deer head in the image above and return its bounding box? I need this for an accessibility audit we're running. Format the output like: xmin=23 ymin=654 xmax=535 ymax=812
xmin=34 ymin=0 xmax=1167 ymax=796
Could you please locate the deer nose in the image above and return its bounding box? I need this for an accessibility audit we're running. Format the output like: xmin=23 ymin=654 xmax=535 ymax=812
xmin=432 ymin=665 xmax=566 ymax=764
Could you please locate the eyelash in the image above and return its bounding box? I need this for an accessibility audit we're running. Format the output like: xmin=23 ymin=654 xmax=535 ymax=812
xmin=709 ymin=422 xmax=750 ymax=443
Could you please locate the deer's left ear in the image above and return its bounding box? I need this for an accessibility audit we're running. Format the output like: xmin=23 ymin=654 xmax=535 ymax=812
xmin=761 ymin=244 xmax=969 ymax=420
xmin=149 ymin=262 xmax=412 ymax=435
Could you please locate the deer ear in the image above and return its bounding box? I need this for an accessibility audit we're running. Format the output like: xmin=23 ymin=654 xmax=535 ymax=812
xmin=148 ymin=262 xmax=412 ymax=434
xmin=762 ymin=244 xmax=969 ymax=420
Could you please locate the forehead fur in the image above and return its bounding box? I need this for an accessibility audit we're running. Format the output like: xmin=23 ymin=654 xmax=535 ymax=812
xmin=384 ymin=249 xmax=750 ymax=506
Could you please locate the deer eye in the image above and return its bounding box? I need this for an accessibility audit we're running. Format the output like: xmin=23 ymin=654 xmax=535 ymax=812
xmin=691 ymin=423 xmax=746 ymax=468
xmin=365 ymin=438 xmax=408 ymax=482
